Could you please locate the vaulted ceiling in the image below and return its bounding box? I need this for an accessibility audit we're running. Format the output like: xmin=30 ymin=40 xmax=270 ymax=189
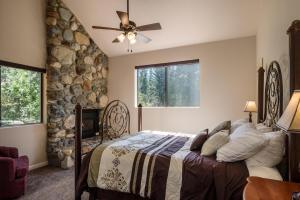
xmin=63 ymin=0 xmax=259 ymax=57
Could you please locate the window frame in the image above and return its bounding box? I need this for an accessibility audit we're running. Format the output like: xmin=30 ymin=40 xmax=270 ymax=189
xmin=0 ymin=60 xmax=46 ymax=127
xmin=135 ymin=59 xmax=200 ymax=108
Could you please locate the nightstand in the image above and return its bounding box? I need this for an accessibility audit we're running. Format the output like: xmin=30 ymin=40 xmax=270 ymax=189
xmin=243 ymin=177 xmax=300 ymax=200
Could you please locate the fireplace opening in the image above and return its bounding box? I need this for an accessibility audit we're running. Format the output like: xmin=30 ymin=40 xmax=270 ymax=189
xmin=82 ymin=109 xmax=101 ymax=139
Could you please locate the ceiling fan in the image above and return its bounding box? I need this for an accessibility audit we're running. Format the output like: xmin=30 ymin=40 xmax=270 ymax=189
xmin=92 ymin=0 xmax=162 ymax=45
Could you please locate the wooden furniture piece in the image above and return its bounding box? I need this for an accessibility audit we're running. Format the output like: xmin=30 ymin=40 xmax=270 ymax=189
xmin=243 ymin=177 xmax=300 ymax=200
xmin=287 ymin=20 xmax=300 ymax=183
xmin=287 ymin=20 xmax=300 ymax=96
xmin=75 ymin=104 xmax=83 ymax=196
xmin=257 ymin=66 xmax=265 ymax=123
xmin=138 ymin=103 xmax=142 ymax=131
xmin=288 ymin=131 xmax=300 ymax=183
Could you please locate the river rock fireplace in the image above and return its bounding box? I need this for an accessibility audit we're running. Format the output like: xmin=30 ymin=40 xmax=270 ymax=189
xmin=46 ymin=0 xmax=109 ymax=168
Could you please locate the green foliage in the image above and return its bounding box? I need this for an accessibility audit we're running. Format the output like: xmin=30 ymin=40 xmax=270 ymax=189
xmin=137 ymin=67 xmax=165 ymax=107
xmin=137 ymin=63 xmax=200 ymax=107
xmin=0 ymin=66 xmax=41 ymax=126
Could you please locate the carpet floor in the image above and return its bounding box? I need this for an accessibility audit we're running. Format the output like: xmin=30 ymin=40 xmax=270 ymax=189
xmin=18 ymin=166 xmax=89 ymax=200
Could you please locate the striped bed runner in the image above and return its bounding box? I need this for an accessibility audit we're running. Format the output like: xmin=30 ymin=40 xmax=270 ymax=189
xmin=92 ymin=131 xmax=193 ymax=200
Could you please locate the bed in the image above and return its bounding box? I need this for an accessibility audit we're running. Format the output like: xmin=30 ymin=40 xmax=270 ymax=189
xmin=74 ymin=61 xmax=287 ymax=200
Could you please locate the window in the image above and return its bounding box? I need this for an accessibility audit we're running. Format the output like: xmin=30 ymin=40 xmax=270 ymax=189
xmin=136 ymin=59 xmax=200 ymax=107
xmin=0 ymin=61 xmax=44 ymax=127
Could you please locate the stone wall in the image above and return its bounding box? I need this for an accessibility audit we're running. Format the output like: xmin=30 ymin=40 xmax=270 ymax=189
xmin=46 ymin=0 xmax=108 ymax=167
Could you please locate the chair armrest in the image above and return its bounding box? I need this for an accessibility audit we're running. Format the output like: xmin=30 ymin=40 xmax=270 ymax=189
xmin=0 ymin=157 xmax=16 ymax=182
xmin=16 ymin=156 xmax=29 ymax=178
xmin=0 ymin=146 xmax=18 ymax=158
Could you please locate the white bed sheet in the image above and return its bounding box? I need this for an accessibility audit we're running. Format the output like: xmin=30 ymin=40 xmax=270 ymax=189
xmin=247 ymin=165 xmax=283 ymax=181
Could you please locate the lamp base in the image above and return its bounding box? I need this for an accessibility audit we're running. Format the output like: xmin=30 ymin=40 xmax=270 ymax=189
xmin=249 ymin=112 xmax=252 ymax=123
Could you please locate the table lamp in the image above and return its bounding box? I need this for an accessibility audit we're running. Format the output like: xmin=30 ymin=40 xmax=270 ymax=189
xmin=244 ymin=101 xmax=257 ymax=123
xmin=276 ymin=90 xmax=300 ymax=182
xmin=277 ymin=90 xmax=300 ymax=132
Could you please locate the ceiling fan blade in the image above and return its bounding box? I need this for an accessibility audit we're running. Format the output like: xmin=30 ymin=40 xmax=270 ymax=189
xmin=136 ymin=23 xmax=162 ymax=31
xmin=116 ymin=11 xmax=129 ymax=26
xmin=112 ymin=38 xmax=120 ymax=43
xmin=136 ymin=33 xmax=152 ymax=43
xmin=92 ymin=26 xmax=122 ymax=31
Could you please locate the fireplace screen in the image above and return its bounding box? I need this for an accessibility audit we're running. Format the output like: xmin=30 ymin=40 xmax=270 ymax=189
xmin=82 ymin=109 xmax=100 ymax=139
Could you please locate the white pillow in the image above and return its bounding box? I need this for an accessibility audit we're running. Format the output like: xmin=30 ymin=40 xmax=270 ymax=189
xmin=247 ymin=166 xmax=283 ymax=181
xmin=255 ymin=123 xmax=273 ymax=133
xmin=217 ymin=130 xmax=267 ymax=162
xmin=230 ymin=123 xmax=255 ymax=140
xmin=231 ymin=118 xmax=249 ymax=133
xmin=246 ymin=131 xmax=285 ymax=167
xmin=201 ymin=130 xmax=229 ymax=156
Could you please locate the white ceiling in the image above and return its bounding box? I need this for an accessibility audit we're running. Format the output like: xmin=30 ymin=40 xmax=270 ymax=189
xmin=63 ymin=0 xmax=259 ymax=57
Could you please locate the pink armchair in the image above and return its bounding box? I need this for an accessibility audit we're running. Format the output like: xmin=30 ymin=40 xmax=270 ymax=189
xmin=0 ymin=146 xmax=29 ymax=199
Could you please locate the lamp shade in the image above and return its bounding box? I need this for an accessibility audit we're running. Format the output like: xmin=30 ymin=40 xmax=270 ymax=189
xmin=244 ymin=101 xmax=257 ymax=112
xmin=277 ymin=90 xmax=300 ymax=132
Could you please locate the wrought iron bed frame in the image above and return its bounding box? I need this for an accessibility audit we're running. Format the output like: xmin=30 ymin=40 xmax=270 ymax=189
xmin=75 ymin=60 xmax=287 ymax=199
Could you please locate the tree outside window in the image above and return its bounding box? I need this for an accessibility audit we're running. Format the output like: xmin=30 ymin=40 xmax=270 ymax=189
xmin=0 ymin=65 xmax=42 ymax=126
xmin=136 ymin=60 xmax=200 ymax=107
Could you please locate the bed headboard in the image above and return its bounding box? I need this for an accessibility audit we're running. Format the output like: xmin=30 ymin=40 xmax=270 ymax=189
xmin=263 ymin=61 xmax=283 ymax=126
xmin=257 ymin=60 xmax=287 ymax=180
xmin=258 ymin=61 xmax=283 ymax=126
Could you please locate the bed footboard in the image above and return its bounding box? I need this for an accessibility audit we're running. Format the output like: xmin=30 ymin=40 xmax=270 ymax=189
xmin=75 ymin=104 xmax=83 ymax=200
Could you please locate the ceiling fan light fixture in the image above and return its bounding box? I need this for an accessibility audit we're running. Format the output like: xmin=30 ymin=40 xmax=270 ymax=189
xmin=127 ymin=31 xmax=136 ymax=41
xmin=117 ymin=33 xmax=126 ymax=42
xmin=129 ymin=38 xmax=137 ymax=44
xmin=92 ymin=0 xmax=162 ymax=49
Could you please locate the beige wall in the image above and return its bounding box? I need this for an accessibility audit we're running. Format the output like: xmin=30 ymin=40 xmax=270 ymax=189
xmin=109 ymin=36 xmax=256 ymax=133
xmin=0 ymin=0 xmax=47 ymax=168
xmin=257 ymin=0 xmax=300 ymax=107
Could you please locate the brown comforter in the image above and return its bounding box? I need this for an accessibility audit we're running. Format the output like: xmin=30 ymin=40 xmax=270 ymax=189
xmin=76 ymin=131 xmax=248 ymax=200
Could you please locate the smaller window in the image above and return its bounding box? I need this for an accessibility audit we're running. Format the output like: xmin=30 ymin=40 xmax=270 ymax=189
xmin=0 ymin=61 xmax=44 ymax=127
xmin=136 ymin=59 xmax=200 ymax=107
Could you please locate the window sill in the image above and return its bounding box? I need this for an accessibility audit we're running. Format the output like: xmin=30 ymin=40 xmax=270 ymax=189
xmin=0 ymin=123 xmax=45 ymax=129
xmin=134 ymin=106 xmax=200 ymax=109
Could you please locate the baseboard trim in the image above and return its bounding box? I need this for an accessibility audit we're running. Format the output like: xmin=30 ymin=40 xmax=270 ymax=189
xmin=29 ymin=161 xmax=48 ymax=171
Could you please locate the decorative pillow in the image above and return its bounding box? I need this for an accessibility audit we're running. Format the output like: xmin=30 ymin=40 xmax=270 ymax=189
xmin=190 ymin=129 xmax=209 ymax=151
xmin=246 ymin=131 xmax=285 ymax=167
xmin=209 ymin=121 xmax=231 ymax=136
xmin=231 ymin=118 xmax=249 ymax=133
xmin=230 ymin=123 xmax=256 ymax=140
xmin=217 ymin=130 xmax=267 ymax=162
xmin=255 ymin=123 xmax=273 ymax=133
xmin=201 ymin=130 xmax=229 ymax=156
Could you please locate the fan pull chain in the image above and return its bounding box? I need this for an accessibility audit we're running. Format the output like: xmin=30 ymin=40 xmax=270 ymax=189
xmin=127 ymin=40 xmax=133 ymax=53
